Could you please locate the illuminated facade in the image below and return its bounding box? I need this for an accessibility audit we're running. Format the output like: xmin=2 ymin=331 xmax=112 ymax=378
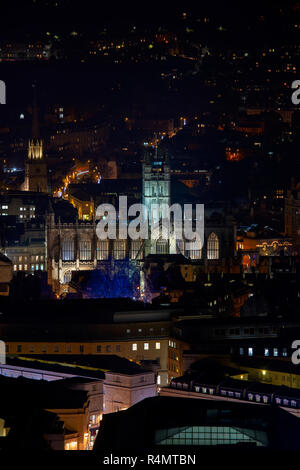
xmin=0 ymin=253 xmax=13 ymax=296
xmin=22 ymin=139 xmax=48 ymax=193
xmin=5 ymin=335 xmax=187 ymax=387
xmin=68 ymin=192 xmax=94 ymax=221
xmin=47 ymin=146 xmax=236 ymax=292
xmin=0 ymin=360 xmax=156 ymax=450
xmin=3 ymin=307 xmax=189 ymax=386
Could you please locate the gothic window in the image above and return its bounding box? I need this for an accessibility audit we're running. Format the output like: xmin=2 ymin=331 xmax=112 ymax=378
xmin=156 ymin=239 xmax=168 ymax=255
xmin=207 ymin=232 xmax=219 ymax=259
xmin=130 ymin=240 xmax=143 ymax=260
xmin=64 ymin=270 xmax=72 ymax=283
xmin=97 ymin=240 xmax=109 ymax=260
xmin=79 ymin=240 xmax=92 ymax=260
xmin=113 ymin=240 xmax=126 ymax=259
xmin=188 ymin=246 xmax=202 ymax=260
xmin=62 ymin=239 xmax=74 ymax=261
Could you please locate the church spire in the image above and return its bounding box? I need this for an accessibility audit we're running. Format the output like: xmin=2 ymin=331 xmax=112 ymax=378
xmin=22 ymin=82 xmax=48 ymax=192
xmin=27 ymin=82 xmax=43 ymax=161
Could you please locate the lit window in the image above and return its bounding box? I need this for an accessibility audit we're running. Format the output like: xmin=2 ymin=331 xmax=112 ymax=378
xmin=13 ymin=265 xmax=17 ymax=271
xmin=79 ymin=240 xmax=92 ymax=260
xmin=273 ymin=348 xmax=278 ymax=357
xmin=62 ymin=239 xmax=75 ymax=261
xmin=97 ymin=240 xmax=109 ymax=260
xmin=132 ymin=343 xmax=137 ymax=351
xmin=2 ymin=205 xmax=8 ymax=209
xmin=126 ymin=329 xmax=131 ymax=333
xmin=207 ymin=232 xmax=219 ymax=259
xmin=66 ymin=441 xmax=78 ymax=450
xmin=64 ymin=271 xmax=72 ymax=283
xmin=19 ymin=264 xmax=22 ymax=271
xmin=188 ymin=243 xmax=202 ymax=259
xmin=130 ymin=239 xmax=143 ymax=260
xmin=155 ymin=342 xmax=160 ymax=350
xmin=138 ymin=328 xmax=142 ymax=333
xmin=157 ymin=375 xmax=161 ymax=385
xmin=144 ymin=343 xmax=149 ymax=350
xmin=282 ymin=348 xmax=287 ymax=357
xmin=264 ymin=348 xmax=269 ymax=357
xmin=248 ymin=347 xmax=253 ymax=356
xmin=113 ymin=240 xmax=126 ymax=259
xmin=156 ymin=239 xmax=168 ymax=254
xmin=24 ymin=264 xmax=28 ymax=270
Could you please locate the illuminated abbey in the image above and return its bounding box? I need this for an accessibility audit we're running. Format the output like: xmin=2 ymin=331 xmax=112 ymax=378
xmin=22 ymin=86 xmax=48 ymax=193
xmin=46 ymin=145 xmax=236 ymax=295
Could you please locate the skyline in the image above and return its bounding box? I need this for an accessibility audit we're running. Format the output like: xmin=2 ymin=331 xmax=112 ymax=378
xmin=0 ymin=0 xmax=299 ymax=461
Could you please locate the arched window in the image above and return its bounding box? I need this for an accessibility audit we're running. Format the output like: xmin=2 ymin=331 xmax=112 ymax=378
xmin=207 ymin=232 xmax=219 ymax=259
xmin=130 ymin=240 xmax=143 ymax=260
xmin=156 ymin=239 xmax=168 ymax=255
xmin=188 ymin=246 xmax=202 ymax=260
xmin=79 ymin=240 xmax=92 ymax=260
xmin=64 ymin=270 xmax=72 ymax=283
xmin=97 ymin=240 xmax=109 ymax=260
xmin=113 ymin=240 xmax=126 ymax=259
xmin=62 ymin=239 xmax=74 ymax=261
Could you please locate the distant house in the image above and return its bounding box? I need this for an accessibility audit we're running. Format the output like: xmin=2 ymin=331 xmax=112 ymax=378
xmin=0 ymin=253 xmax=13 ymax=296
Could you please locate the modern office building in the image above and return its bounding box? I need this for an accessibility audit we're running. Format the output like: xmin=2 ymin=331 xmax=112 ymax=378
xmin=93 ymin=395 xmax=300 ymax=451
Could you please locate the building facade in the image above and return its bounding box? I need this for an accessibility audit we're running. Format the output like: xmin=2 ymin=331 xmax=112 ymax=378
xmin=47 ymin=147 xmax=236 ymax=293
xmin=22 ymin=140 xmax=48 ymax=193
